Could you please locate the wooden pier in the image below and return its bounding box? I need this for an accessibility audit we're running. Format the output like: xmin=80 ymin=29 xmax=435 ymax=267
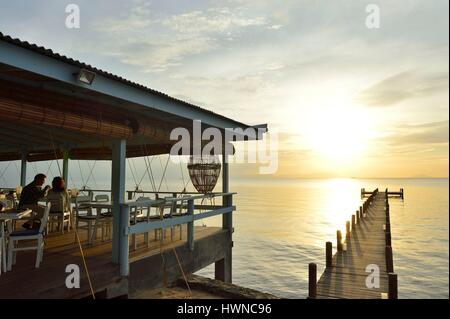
xmin=308 ymin=189 xmax=399 ymax=299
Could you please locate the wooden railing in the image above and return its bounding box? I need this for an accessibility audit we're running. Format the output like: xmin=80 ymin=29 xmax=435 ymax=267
xmin=117 ymin=192 xmax=235 ymax=276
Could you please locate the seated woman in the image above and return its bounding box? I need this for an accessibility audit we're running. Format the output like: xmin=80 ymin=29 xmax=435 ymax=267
xmin=47 ymin=177 xmax=72 ymax=233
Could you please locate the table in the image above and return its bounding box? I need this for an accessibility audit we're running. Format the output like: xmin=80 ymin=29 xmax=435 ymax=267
xmin=0 ymin=208 xmax=32 ymax=272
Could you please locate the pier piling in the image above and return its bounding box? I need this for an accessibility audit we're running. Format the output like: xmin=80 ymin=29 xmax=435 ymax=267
xmin=308 ymin=263 xmax=317 ymax=299
xmin=326 ymin=242 xmax=332 ymax=268
xmin=388 ymin=273 xmax=398 ymax=299
xmin=336 ymin=230 xmax=343 ymax=252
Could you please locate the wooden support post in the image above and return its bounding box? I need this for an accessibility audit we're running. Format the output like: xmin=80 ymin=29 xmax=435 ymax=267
xmin=385 ymin=246 xmax=394 ymax=273
xmin=111 ymin=139 xmax=126 ymax=264
xmin=388 ymin=273 xmax=398 ymax=299
xmin=216 ymin=193 xmax=233 ymax=283
xmin=308 ymin=263 xmax=317 ymax=299
xmin=62 ymin=148 xmax=69 ymax=185
xmin=326 ymin=241 xmax=332 ymax=268
xmin=360 ymin=206 xmax=363 ymax=219
xmin=400 ymin=188 xmax=404 ymax=199
xmin=187 ymin=199 xmax=194 ymax=251
xmin=337 ymin=230 xmax=343 ymax=252
xmin=346 ymin=221 xmax=351 ymax=240
xmin=215 ymin=154 xmax=232 ymax=283
xmin=20 ymin=151 xmax=27 ymax=187
xmin=351 ymin=214 xmax=356 ymax=229
xmin=119 ymin=204 xmax=130 ymax=276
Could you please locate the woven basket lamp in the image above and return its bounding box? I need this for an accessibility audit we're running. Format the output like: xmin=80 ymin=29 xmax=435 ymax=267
xmin=187 ymin=156 xmax=221 ymax=194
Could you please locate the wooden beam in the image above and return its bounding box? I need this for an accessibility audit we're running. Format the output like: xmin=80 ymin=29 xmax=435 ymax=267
xmin=111 ymin=139 xmax=126 ymax=264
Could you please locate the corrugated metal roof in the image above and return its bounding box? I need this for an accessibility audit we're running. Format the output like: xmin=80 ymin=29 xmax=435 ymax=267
xmin=0 ymin=31 xmax=248 ymax=127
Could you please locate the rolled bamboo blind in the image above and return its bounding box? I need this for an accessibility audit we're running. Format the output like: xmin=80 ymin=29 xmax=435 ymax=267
xmin=0 ymin=80 xmax=174 ymax=142
xmin=0 ymin=97 xmax=134 ymax=139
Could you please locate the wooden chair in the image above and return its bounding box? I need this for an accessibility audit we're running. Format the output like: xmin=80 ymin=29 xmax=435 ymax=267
xmin=7 ymin=203 xmax=51 ymax=270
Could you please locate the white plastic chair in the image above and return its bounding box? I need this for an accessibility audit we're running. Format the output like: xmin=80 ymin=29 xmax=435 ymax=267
xmin=94 ymin=194 xmax=112 ymax=241
xmin=7 ymin=203 xmax=51 ymax=270
xmin=47 ymin=195 xmax=71 ymax=234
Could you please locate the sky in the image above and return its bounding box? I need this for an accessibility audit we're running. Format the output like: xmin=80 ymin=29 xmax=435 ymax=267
xmin=0 ymin=0 xmax=448 ymax=181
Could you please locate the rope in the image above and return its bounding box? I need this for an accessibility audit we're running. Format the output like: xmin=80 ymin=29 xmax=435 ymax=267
xmin=157 ymin=155 xmax=170 ymax=192
xmin=31 ymin=162 xmax=38 ymax=175
xmin=142 ymin=144 xmax=157 ymax=191
xmin=0 ymin=162 xmax=11 ymax=186
xmin=172 ymin=247 xmax=192 ymax=297
xmin=48 ymin=130 xmax=62 ymax=174
xmin=158 ymin=156 xmax=170 ymax=191
xmin=13 ymin=162 xmax=20 ymax=176
xmin=84 ymin=161 xmax=98 ymax=189
xmin=77 ymin=160 xmax=86 ymax=189
xmin=75 ymin=230 xmax=96 ymax=299
xmin=127 ymin=158 xmax=139 ymax=194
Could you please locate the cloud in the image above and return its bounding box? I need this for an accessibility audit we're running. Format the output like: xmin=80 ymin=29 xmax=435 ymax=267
xmin=387 ymin=121 xmax=449 ymax=145
xmin=92 ymin=3 xmax=269 ymax=72
xmin=356 ymin=71 xmax=449 ymax=107
xmin=163 ymin=7 xmax=267 ymax=34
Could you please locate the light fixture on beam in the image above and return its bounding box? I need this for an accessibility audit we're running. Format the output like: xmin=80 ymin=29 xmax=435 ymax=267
xmin=75 ymin=68 xmax=96 ymax=85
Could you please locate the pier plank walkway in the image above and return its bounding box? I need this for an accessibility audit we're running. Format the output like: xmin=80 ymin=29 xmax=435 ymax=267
xmin=311 ymin=189 xmax=397 ymax=299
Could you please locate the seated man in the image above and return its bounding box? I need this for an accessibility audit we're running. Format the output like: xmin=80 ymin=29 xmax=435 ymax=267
xmin=19 ymin=173 xmax=51 ymax=229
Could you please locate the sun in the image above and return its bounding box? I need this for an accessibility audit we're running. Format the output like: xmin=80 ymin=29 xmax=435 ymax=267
xmin=303 ymin=103 xmax=371 ymax=167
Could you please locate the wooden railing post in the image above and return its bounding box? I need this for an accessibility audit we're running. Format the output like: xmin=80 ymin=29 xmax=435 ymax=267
xmin=187 ymin=199 xmax=194 ymax=251
xmin=308 ymin=263 xmax=317 ymax=299
xmin=119 ymin=204 xmax=130 ymax=276
xmin=388 ymin=273 xmax=398 ymax=299
xmin=326 ymin=241 xmax=332 ymax=268
xmin=337 ymin=230 xmax=343 ymax=252
xmin=352 ymin=214 xmax=356 ymax=229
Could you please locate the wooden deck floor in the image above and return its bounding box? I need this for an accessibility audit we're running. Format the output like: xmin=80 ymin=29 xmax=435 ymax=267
xmin=316 ymin=192 xmax=389 ymax=299
xmin=0 ymin=224 xmax=221 ymax=298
